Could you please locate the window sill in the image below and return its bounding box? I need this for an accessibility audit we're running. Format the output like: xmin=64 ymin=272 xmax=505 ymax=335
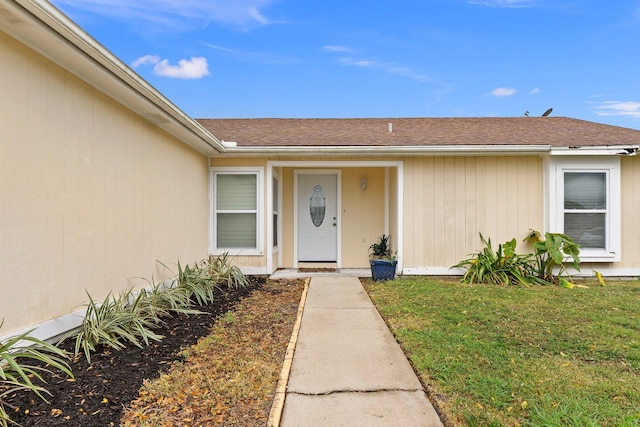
xmin=577 ymin=251 xmax=620 ymax=263
xmin=210 ymin=249 xmax=263 ymax=257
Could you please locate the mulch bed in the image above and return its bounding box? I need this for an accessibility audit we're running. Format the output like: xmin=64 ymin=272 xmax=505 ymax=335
xmin=4 ymin=278 xmax=271 ymax=426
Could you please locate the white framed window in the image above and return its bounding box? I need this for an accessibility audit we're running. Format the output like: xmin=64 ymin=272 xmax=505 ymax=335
xmin=547 ymin=156 xmax=620 ymax=262
xmin=210 ymin=168 xmax=263 ymax=255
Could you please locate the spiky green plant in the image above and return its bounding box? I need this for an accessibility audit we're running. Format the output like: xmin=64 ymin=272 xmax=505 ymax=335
xmin=175 ymin=260 xmax=218 ymax=305
xmin=72 ymin=289 xmax=163 ymax=363
xmin=204 ymin=253 xmax=250 ymax=290
xmin=452 ymin=234 xmax=534 ymax=286
xmin=369 ymin=234 xmax=392 ymax=259
xmin=1 ymin=321 xmax=73 ymax=427
xmin=454 ymin=231 xmax=582 ymax=287
xmin=137 ymin=279 xmax=203 ymax=318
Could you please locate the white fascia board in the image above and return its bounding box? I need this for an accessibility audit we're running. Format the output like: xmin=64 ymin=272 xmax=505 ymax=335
xmin=220 ymin=145 xmax=551 ymax=157
xmin=1 ymin=0 xmax=224 ymax=156
xmin=550 ymin=146 xmax=640 ymax=156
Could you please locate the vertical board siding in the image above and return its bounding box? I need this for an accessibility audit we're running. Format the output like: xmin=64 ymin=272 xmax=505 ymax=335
xmin=621 ymin=156 xmax=640 ymax=268
xmin=403 ymin=156 xmax=544 ymax=269
xmin=0 ymin=33 xmax=209 ymax=334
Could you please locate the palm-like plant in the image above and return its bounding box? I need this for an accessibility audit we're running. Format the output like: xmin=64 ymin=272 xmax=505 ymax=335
xmin=72 ymin=290 xmax=163 ymax=363
xmin=453 ymin=234 xmax=533 ymax=286
xmin=137 ymin=279 xmax=202 ymax=319
xmin=1 ymin=322 xmax=73 ymax=427
xmin=71 ymin=253 xmax=252 ymax=363
xmin=453 ymin=231 xmax=582 ymax=286
xmin=204 ymin=253 xmax=250 ymax=290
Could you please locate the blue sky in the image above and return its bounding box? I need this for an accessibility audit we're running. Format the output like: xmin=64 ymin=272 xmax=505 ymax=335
xmin=51 ymin=0 xmax=640 ymax=129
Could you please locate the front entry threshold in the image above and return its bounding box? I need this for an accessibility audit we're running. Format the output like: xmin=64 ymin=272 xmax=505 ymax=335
xmin=297 ymin=262 xmax=338 ymax=270
xmin=270 ymin=268 xmax=371 ymax=280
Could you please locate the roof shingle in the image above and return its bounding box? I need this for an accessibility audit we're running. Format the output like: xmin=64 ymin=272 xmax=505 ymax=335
xmin=196 ymin=117 xmax=640 ymax=149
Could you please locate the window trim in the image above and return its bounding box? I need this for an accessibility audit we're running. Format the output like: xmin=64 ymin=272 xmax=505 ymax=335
xmin=547 ymin=156 xmax=620 ymax=262
xmin=272 ymin=172 xmax=281 ymax=253
xmin=209 ymin=167 xmax=264 ymax=256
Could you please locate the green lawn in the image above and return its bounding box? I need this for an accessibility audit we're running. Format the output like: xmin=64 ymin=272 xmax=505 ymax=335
xmin=364 ymin=277 xmax=640 ymax=427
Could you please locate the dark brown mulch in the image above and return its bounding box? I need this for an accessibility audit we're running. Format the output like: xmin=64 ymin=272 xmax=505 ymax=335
xmin=4 ymin=278 xmax=265 ymax=427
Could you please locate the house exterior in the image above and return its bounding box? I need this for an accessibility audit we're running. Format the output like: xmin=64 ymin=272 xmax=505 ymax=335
xmin=1 ymin=0 xmax=639 ymax=342
xmin=198 ymin=118 xmax=640 ymax=277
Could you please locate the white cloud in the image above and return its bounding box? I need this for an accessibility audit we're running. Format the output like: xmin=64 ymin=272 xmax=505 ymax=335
xmin=529 ymin=87 xmax=541 ymax=94
xmin=51 ymin=0 xmax=274 ymax=31
xmin=131 ymin=55 xmax=161 ymax=68
xmin=594 ymin=101 xmax=640 ymax=118
xmin=335 ymin=56 xmax=431 ymax=82
xmin=490 ymin=87 xmax=517 ymax=97
xmin=322 ymin=45 xmax=352 ymax=53
xmin=338 ymin=57 xmax=377 ymax=68
xmin=132 ymin=55 xmax=210 ymax=79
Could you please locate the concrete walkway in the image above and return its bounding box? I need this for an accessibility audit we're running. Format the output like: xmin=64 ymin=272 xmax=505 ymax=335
xmin=279 ymin=276 xmax=443 ymax=427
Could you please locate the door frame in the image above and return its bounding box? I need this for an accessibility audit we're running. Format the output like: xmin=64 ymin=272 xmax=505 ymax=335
xmin=293 ymin=169 xmax=342 ymax=268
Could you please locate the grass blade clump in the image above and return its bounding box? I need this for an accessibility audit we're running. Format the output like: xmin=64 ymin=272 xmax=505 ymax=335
xmin=72 ymin=290 xmax=163 ymax=363
xmin=204 ymin=253 xmax=250 ymax=290
xmin=175 ymin=260 xmax=218 ymax=305
xmin=137 ymin=279 xmax=202 ymax=318
xmin=1 ymin=321 xmax=73 ymax=427
xmin=71 ymin=253 xmax=251 ymax=362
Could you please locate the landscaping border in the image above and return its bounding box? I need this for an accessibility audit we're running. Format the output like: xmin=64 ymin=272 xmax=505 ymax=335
xmin=268 ymin=278 xmax=310 ymax=427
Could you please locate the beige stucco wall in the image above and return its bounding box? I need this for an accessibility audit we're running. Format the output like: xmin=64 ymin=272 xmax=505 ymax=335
xmin=0 ymin=31 xmax=209 ymax=335
xmin=403 ymin=156 xmax=545 ymax=269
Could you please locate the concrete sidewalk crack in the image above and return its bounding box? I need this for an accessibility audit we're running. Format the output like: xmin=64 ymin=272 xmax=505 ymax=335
xmin=288 ymin=387 xmax=424 ymax=397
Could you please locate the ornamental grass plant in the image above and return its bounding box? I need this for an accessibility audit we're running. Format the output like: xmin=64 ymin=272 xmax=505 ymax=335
xmin=0 ymin=322 xmax=73 ymax=427
xmin=71 ymin=253 xmax=250 ymax=363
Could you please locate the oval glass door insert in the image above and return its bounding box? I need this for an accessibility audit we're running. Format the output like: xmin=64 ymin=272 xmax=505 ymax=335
xmin=309 ymin=185 xmax=326 ymax=227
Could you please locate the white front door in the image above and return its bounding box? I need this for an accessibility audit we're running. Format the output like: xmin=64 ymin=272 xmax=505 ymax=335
xmin=298 ymin=173 xmax=338 ymax=262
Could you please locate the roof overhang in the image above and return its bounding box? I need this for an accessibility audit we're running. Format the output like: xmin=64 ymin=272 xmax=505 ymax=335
xmin=217 ymin=144 xmax=552 ymax=157
xmin=0 ymin=0 xmax=224 ymax=156
xmin=550 ymin=145 xmax=640 ymax=156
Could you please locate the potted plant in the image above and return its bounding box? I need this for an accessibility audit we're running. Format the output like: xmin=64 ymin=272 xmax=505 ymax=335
xmin=369 ymin=234 xmax=398 ymax=281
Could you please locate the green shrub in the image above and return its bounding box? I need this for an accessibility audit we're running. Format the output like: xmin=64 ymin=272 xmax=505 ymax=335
xmin=369 ymin=234 xmax=392 ymax=258
xmin=72 ymin=289 xmax=163 ymax=363
xmin=453 ymin=231 xmax=582 ymax=286
xmin=72 ymin=253 xmax=251 ymax=362
xmin=175 ymin=260 xmax=219 ymax=306
xmin=452 ymin=234 xmax=533 ymax=286
xmin=1 ymin=321 xmax=73 ymax=427
xmin=137 ymin=279 xmax=202 ymax=318
xmin=204 ymin=253 xmax=250 ymax=290
xmin=523 ymin=230 xmax=581 ymax=285
xmin=170 ymin=254 xmax=250 ymax=305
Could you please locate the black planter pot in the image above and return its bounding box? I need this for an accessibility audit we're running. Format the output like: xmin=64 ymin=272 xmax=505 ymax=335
xmin=370 ymin=259 xmax=398 ymax=281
